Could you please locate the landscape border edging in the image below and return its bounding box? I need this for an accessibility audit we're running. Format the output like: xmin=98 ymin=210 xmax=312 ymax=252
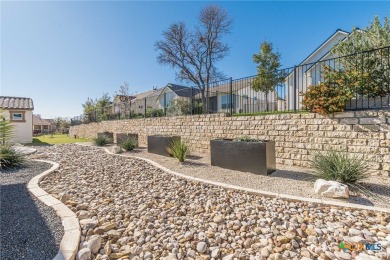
xmin=28 ymin=159 xmax=80 ymax=260
xmin=96 ymin=145 xmax=390 ymax=214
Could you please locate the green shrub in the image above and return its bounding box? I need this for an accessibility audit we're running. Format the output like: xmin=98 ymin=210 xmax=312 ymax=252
xmin=167 ymin=139 xmax=190 ymax=162
xmin=93 ymin=135 xmax=112 ymax=146
xmin=0 ymin=145 xmax=25 ymax=169
xmin=234 ymin=136 xmax=260 ymax=142
xmin=311 ymin=148 xmax=369 ymax=184
xmin=120 ymin=136 xmax=138 ymax=151
xmin=145 ymin=108 xmax=164 ymax=118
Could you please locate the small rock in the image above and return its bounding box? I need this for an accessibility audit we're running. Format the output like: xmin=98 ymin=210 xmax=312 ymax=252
xmin=196 ymin=241 xmax=208 ymax=253
xmin=87 ymin=235 xmax=101 ymax=254
xmin=77 ymin=248 xmax=91 ymax=260
xmin=80 ymin=219 xmax=98 ymax=230
xmin=334 ymin=251 xmax=352 ymax=260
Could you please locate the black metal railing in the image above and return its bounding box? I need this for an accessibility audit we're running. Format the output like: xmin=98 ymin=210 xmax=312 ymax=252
xmin=71 ymin=46 xmax=390 ymax=126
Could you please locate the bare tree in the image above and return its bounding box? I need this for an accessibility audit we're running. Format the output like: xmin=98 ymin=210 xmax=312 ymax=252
xmin=155 ymin=5 xmax=233 ymax=113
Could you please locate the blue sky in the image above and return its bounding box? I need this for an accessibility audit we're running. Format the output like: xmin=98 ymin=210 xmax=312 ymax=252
xmin=1 ymin=1 xmax=389 ymax=118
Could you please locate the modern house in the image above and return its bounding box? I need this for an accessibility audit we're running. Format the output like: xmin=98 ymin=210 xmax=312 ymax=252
xmin=32 ymin=114 xmax=52 ymax=135
xmin=156 ymin=84 xmax=198 ymax=109
xmin=192 ymin=80 xmax=278 ymax=114
xmin=285 ymin=29 xmax=350 ymax=110
xmin=0 ymin=96 xmax=34 ymax=143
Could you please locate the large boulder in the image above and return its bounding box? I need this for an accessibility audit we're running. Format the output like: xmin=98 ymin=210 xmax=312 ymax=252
xmin=314 ymin=179 xmax=349 ymax=199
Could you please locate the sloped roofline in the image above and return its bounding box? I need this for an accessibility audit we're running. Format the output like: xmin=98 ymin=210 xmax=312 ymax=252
xmin=297 ymin=29 xmax=350 ymax=66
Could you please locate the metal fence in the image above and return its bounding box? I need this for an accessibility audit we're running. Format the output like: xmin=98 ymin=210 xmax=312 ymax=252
xmin=71 ymin=46 xmax=390 ymax=126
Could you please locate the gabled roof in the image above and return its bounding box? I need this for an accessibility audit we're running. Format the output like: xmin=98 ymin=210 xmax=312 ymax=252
xmin=131 ymin=88 xmax=164 ymax=101
xmin=0 ymin=96 xmax=34 ymax=110
xmin=297 ymin=29 xmax=349 ymax=66
xmin=166 ymin=83 xmax=198 ymax=98
xmin=32 ymin=114 xmax=51 ymax=126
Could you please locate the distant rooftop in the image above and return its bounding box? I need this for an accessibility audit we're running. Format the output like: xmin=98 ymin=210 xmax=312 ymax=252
xmin=0 ymin=96 xmax=34 ymax=110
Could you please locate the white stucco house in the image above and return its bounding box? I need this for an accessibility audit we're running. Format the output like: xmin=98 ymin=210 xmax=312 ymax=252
xmin=285 ymin=29 xmax=351 ymax=110
xmin=0 ymin=96 xmax=34 ymax=144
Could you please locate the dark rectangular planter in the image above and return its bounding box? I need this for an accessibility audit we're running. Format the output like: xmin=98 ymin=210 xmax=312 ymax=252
xmin=147 ymin=135 xmax=180 ymax=156
xmin=97 ymin=132 xmax=114 ymax=143
xmin=210 ymin=139 xmax=276 ymax=175
xmin=116 ymin=133 xmax=138 ymax=147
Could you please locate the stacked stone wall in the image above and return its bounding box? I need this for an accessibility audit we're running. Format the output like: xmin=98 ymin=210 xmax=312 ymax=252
xmin=70 ymin=110 xmax=390 ymax=176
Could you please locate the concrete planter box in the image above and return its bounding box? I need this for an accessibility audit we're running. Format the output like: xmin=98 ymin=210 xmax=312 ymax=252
xmin=147 ymin=135 xmax=180 ymax=156
xmin=210 ymin=139 xmax=276 ymax=175
xmin=116 ymin=133 xmax=138 ymax=147
xmin=97 ymin=132 xmax=113 ymax=143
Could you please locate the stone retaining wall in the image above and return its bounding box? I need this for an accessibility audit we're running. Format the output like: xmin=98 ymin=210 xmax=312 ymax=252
xmin=70 ymin=110 xmax=390 ymax=176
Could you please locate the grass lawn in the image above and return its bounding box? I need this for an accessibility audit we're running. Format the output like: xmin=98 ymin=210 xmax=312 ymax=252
xmin=30 ymin=134 xmax=91 ymax=146
xmin=233 ymin=110 xmax=310 ymax=117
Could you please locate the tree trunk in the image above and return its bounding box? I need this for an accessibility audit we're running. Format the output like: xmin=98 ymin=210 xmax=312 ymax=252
xmin=265 ymin=93 xmax=269 ymax=112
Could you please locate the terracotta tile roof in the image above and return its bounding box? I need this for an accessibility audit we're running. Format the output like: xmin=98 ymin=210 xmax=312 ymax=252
xmin=0 ymin=96 xmax=34 ymax=110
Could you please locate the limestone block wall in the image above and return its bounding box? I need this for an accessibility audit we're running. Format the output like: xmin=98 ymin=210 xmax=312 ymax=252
xmin=70 ymin=110 xmax=390 ymax=176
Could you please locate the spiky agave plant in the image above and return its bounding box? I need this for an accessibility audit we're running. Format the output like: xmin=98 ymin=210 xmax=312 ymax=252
xmin=120 ymin=136 xmax=138 ymax=151
xmin=167 ymin=139 xmax=190 ymax=162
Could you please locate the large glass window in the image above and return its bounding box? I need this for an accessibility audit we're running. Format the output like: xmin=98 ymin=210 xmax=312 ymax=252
xmin=221 ymin=94 xmax=235 ymax=109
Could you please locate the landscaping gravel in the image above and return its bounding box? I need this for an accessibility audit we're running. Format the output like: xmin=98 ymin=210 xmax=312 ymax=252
xmin=113 ymin=145 xmax=390 ymax=209
xmin=0 ymin=161 xmax=63 ymax=260
xmin=37 ymin=144 xmax=390 ymax=260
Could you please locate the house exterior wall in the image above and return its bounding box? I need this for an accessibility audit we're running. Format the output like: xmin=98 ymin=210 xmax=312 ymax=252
xmin=285 ymin=31 xmax=348 ymax=111
xmin=216 ymin=86 xmax=276 ymax=114
xmin=2 ymin=109 xmax=33 ymax=143
xmin=70 ymin=109 xmax=390 ymax=176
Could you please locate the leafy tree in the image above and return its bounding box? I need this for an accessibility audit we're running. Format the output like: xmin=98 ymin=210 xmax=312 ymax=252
xmin=53 ymin=117 xmax=71 ymax=133
xmin=82 ymin=97 xmax=97 ymax=114
xmin=252 ymin=41 xmax=286 ymax=111
xmin=332 ymin=16 xmax=390 ymax=56
xmin=155 ymin=5 xmax=233 ymax=113
xmin=96 ymin=93 xmax=111 ymax=109
xmin=331 ymin=16 xmax=390 ymax=97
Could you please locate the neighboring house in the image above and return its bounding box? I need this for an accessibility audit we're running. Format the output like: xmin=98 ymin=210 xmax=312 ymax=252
xmin=0 ymin=96 xmax=34 ymax=144
xmin=32 ymin=114 xmax=52 ymax=135
xmin=285 ymin=29 xmax=351 ymax=110
xmin=45 ymin=119 xmax=57 ymax=132
xmin=193 ymin=80 xmax=276 ymax=114
xmin=130 ymin=88 xmax=163 ymax=114
xmin=156 ymin=84 xmax=198 ymax=110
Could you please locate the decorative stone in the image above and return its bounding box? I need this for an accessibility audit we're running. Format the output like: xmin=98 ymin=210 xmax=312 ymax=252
xmin=77 ymin=248 xmax=91 ymax=260
xmin=314 ymin=179 xmax=349 ymax=198
xmin=87 ymin=235 xmax=101 ymax=254
xmin=111 ymin=146 xmax=122 ymax=154
xmin=80 ymin=219 xmax=98 ymax=230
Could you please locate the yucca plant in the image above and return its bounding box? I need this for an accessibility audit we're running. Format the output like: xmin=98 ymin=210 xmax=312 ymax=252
xmin=167 ymin=139 xmax=190 ymax=162
xmin=311 ymin=148 xmax=388 ymax=202
xmin=0 ymin=145 xmax=25 ymax=169
xmin=120 ymin=136 xmax=138 ymax=151
xmin=93 ymin=135 xmax=112 ymax=146
xmin=311 ymin=148 xmax=369 ymax=184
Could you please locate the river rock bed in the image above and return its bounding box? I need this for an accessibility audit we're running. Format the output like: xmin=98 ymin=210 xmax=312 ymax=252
xmin=37 ymin=144 xmax=390 ymax=260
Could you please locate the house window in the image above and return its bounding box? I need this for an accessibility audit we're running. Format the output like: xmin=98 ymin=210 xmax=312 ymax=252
xmin=10 ymin=111 xmax=26 ymax=122
xmin=221 ymin=94 xmax=235 ymax=109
